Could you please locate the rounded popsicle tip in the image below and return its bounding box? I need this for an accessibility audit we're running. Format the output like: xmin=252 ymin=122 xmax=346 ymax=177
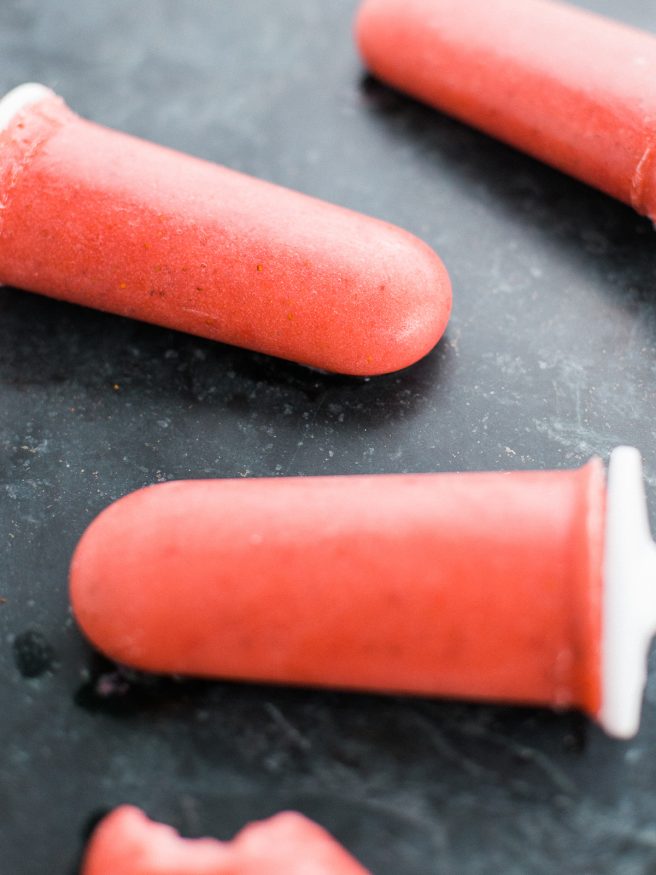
xmin=0 ymin=82 xmax=57 ymax=132
xmin=335 ymin=225 xmax=451 ymax=377
xmin=598 ymin=446 xmax=656 ymax=739
xmin=70 ymin=484 xmax=177 ymax=671
xmin=354 ymin=0 xmax=400 ymax=80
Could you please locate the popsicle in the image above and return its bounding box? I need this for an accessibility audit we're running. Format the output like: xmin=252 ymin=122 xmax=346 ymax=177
xmin=69 ymin=446 xmax=656 ymax=738
xmin=82 ymin=806 xmax=371 ymax=875
xmin=0 ymin=83 xmax=451 ymax=376
xmin=356 ymin=0 xmax=656 ymax=220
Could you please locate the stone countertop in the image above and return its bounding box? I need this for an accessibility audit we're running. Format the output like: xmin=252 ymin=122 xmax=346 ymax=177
xmin=2 ymin=1 xmax=656 ymax=872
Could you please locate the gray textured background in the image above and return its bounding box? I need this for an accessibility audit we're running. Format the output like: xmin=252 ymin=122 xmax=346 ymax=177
xmin=2 ymin=1 xmax=656 ymax=872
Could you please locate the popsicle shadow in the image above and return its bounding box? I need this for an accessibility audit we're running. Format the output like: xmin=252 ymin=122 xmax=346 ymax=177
xmin=71 ymin=632 xmax=603 ymax=776
xmin=358 ymin=74 xmax=656 ymax=312
xmin=0 ymin=285 xmax=456 ymax=439
xmin=70 ymin=633 xmax=632 ymax=836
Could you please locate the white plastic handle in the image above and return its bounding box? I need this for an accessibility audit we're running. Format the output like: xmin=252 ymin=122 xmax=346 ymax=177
xmin=600 ymin=446 xmax=656 ymax=737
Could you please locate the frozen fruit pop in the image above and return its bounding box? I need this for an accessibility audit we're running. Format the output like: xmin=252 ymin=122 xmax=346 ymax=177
xmin=82 ymin=806 xmax=371 ymax=875
xmin=356 ymin=0 xmax=656 ymax=220
xmin=0 ymin=83 xmax=451 ymax=376
xmin=70 ymin=446 xmax=656 ymax=739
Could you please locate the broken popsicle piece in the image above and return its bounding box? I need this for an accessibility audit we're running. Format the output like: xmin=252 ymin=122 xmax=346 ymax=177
xmin=0 ymin=83 xmax=451 ymax=376
xmin=70 ymin=447 xmax=656 ymax=738
xmin=82 ymin=806 xmax=371 ymax=875
xmin=356 ymin=0 xmax=656 ymax=220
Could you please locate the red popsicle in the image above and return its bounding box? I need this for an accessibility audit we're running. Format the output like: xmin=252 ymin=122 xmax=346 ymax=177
xmin=70 ymin=447 xmax=656 ymax=738
xmin=356 ymin=0 xmax=656 ymax=219
xmin=82 ymin=806 xmax=371 ymax=875
xmin=0 ymin=83 xmax=451 ymax=376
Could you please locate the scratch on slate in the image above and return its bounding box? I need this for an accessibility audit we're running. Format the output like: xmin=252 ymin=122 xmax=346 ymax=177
xmin=265 ymin=702 xmax=312 ymax=751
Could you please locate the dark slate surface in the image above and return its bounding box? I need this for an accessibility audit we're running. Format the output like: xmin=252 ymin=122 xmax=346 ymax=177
xmin=2 ymin=1 xmax=656 ymax=872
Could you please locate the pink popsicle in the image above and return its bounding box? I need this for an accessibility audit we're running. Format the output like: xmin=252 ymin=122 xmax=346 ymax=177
xmin=0 ymin=83 xmax=451 ymax=376
xmin=70 ymin=446 xmax=656 ymax=738
xmin=82 ymin=806 xmax=372 ymax=875
xmin=356 ymin=0 xmax=656 ymax=219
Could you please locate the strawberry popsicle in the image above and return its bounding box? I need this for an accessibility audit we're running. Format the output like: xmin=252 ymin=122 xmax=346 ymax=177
xmin=0 ymin=83 xmax=451 ymax=376
xmin=70 ymin=446 xmax=656 ymax=738
xmin=356 ymin=0 xmax=656 ymax=220
xmin=82 ymin=806 xmax=371 ymax=875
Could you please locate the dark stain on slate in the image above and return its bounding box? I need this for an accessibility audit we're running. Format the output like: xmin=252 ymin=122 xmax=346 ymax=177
xmin=13 ymin=628 xmax=56 ymax=678
xmin=74 ymin=651 xmax=207 ymax=716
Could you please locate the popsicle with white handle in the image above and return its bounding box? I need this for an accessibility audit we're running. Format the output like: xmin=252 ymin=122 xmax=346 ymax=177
xmin=70 ymin=447 xmax=656 ymax=738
